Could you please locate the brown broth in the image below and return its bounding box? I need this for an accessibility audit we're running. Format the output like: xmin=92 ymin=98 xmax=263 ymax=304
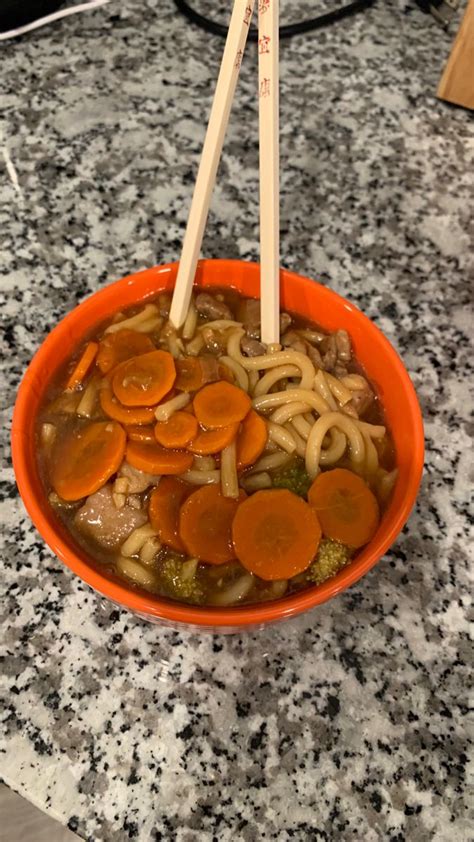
xmin=37 ymin=287 xmax=397 ymax=607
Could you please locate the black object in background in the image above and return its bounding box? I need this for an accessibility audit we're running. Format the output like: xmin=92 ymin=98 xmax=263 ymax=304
xmin=173 ymin=0 xmax=376 ymax=38
xmin=0 ymin=0 xmax=64 ymax=30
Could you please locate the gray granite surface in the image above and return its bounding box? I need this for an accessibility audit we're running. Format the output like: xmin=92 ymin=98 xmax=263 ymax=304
xmin=1 ymin=0 xmax=473 ymax=839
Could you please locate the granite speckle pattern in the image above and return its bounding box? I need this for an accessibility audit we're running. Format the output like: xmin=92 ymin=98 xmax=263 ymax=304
xmin=1 ymin=0 xmax=473 ymax=839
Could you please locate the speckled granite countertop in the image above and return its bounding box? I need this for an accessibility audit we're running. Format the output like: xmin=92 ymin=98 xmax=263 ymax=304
xmin=1 ymin=1 xmax=472 ymax=839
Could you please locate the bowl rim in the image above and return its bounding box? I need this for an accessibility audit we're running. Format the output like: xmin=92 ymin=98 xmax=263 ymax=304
xmin=11 ymin=259 xmax=424 ymax=627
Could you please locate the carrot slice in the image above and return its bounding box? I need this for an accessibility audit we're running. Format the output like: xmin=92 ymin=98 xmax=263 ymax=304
xmin=112 ymin=350 xmax=176 ymax=407
xmin=154 ymin=411 xmax=199 ymax=449
xmin=51 ymin=420 xmax=126 ymax=501
xmin=96 ymin=329 xmax=155 ymax=375
xmin=66 ymin=342 xmax=99 ymax=391
xmin=179 ymin=485 xmax=245 ymax=565
xmin=149 ymin=477 xmax=192 ymax=552
xmin=188 ymin=423 xmax=239 ymax=455
xmin=100 ymin=383 xmax=156 ymax=425
xmin=236 ymin=410 xmax=268 ymax=469
xmin=232 ymin=489 xmax=322 ymax=581
xmin=175 ymin=357 xmax=220 ymax=392
xmin=194 ymin=381 xmax=252 ymax=429
xmin=307 ymin=468 xmax=379 ymax=548
xmin=125 ymin=425 xmax=156 ymax=443
xmin=126 ymin=440 xmax=193 ymax=475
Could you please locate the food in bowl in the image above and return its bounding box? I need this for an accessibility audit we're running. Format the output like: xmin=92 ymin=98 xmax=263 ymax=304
xmin=36 ymin=286 xmax=398 ymax=608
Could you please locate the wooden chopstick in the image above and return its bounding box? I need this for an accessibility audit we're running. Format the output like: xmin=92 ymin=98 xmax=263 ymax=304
xmin=170 ymin=0 xmax=256 ymax=329
xmin=258 ymin=0 xmax=280 ymax=346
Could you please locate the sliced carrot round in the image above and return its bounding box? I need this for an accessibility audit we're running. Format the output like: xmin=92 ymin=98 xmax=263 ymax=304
xmin=125 ymin=425 xmax=156 ymax=443
xmin=112 ymin=350 xmax=176 ymax=407
xmin=175 ymin=356 xmax=220 ymax=392
xmin=154 ymin=411 xmax=199 ymax=449
xmin=51 ymin=421 xmax=126 ymax=501
xmin=307 ymin=468 xmax=380 ymax=548
xmin=66 ymin=341 xmax=99 ymax=391
xmin=232 ymin=489 xmax=321 ymax=581
xmin=187 ymin=423 xmax=239 ymax=455
xmin=149 ymin=477 xmax=192 ymax=552
xmin=193 ymin=381 xmax=252 ymax=429
xmin=100 ymin=384 xmax=156 ymax=425
xmin=126 ymin=440 xmax=193 ymax=475
xmin=96 ymin=329 xmax=155 ymax=374
xmin=179 ymin=485 xmax=245 ymax=565
xmin=236 ymin=410 xmax=268 ymax=469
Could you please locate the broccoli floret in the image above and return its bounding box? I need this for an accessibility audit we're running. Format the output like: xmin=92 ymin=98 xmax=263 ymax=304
xmin=159 ymin=556 xmax=205 ymax=605
xmin=272 ymin=458 xmax=312 ymax=498
xmin=307 ymin=538 xmax=353 ymax=585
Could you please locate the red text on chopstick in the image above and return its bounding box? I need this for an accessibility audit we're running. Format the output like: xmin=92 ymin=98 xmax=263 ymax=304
xmin=259 ymin=0 xmax=270 ymax=12
xmin=259 ymin=78 xmax=271 ymax=97
xmin=258 ymin=35 xmax=270 ymax=54
xmin=244 ymin=4 xmax=253 ymax=24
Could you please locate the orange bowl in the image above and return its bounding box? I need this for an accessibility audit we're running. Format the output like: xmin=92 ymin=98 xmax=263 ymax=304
xmin=11 ymin=260 xmax=424 ymax=632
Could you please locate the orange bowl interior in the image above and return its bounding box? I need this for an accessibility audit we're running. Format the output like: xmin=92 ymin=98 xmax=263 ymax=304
xmin=11 ymin=260 xmax=424 ymax=629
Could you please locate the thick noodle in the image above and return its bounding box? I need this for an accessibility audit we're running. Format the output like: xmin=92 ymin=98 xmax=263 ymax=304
xmin=290 ymin=413 xmax=313 ymax=440
xmin=341 ymin=374 xmax=369 ymax=391
xmin=253 ymin=388 xmax=330 ymax=417
xmin=121 ymin=523 xmax=158 ymax=557
xmin=305 ymin=411 xmax=366 ymax=478
xmin=267 ymin=421 xmax=298 ymax=454
xmin=77 ymin=377 xmax=99 ymax=418
xmin=325 ymin=372 xmax=353 ymax=406
xmin=221 ymin=441 xmax=239 ymax=499
xmin=198 ymin=319 xmax=242 ymax=332
xmin=210 ymin=574 xmax=254 ymax=606
xmin=248 ymin=451 xmax=292 ymax=474
xmin=182 ymin=300 xmax=198 ymax=340
xmin=185 ymin=334 xmax=205 ymax=356
xmin=353 ymin=419 xmax=386 ymax=438
xmin=363 ymin=432 xmax=379 ymax=476
xmin=240 ymin=472 xmax=272 ymax=491
xmin=105 ymin=304 xmax=159 ymax=335
xmin=319 ymin=428 xmax=347 ymax=466
xmin=285 ymin=422 xmax=306 ymax=458
xmin=227 ymin=329 xmax=316 ymax=391
xmin=219 ymin=355 xmax=250 ymax=392
xmin=270 ymin=401 xmax=312 ymax=427
xmin=193 ymin=455 xmax=217 ymax=471
xmin=314 ymin=370 xmax=338 ymax=411
xmin=253 ymin=364 xmax=301 ymax=397
xmin=154 ymin=393 xmax=190 ymax=422
xmin=181 ymin=470 xmax=220 ymax=485
xmin=377 ymin=468 xmax=398 ymax=502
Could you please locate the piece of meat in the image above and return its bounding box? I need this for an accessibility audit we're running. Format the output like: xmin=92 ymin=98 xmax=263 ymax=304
xmin=241 ymin=335 xmax=265 ymax=357
xmin=195 ymin=293 xmax=233 ymax=321
xmin=334 ymin=364 xmax=349 ymax=379
xmin=335 ymin=329 xmax=351 ymax=363
xmin=347 ymin=386 xmax=374 ymax=418
xmin=281 ymin=330 xmax=307 ymax=355
xmin=305 ymin=342 xmax=323 ymax=369
xmin=279 ymin=312 xmax=292 ymax=334
xmin=118 ymin=462 xmax=161 ymax=494
xmin=75 ymin=485 xmax=147 ymax=550
xmin=238 ymin=298 xmax=261 ymax=339
xmin=322 ymin=335 xmax=337 ymax=372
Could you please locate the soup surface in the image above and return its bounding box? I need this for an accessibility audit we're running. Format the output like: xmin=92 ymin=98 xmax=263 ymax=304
xmin=37 ymin=286 xmax=397 ymax=607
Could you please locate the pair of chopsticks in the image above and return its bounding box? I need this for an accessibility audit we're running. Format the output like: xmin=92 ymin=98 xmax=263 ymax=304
xmin=169 ymin=0 xmax=280 ymax=346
